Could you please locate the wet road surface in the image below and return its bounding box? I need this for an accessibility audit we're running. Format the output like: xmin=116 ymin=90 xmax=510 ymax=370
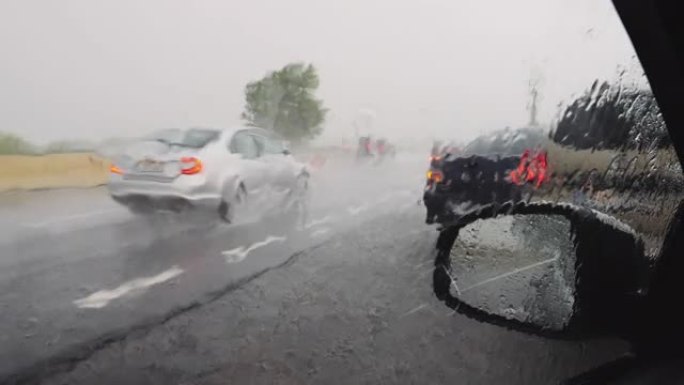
xmin=0 ymin=155 xmax=629 ymax=384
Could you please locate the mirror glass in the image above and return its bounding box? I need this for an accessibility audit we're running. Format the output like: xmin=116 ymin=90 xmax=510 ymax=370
xmin=448 ymin=214 xmax=577 ymax=330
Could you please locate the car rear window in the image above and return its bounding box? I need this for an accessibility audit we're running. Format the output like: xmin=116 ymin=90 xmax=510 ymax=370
xmin=146 ymin=128 xmax=220 ymax=149
xmin=180 ymin=129 xmax=220 ymax=148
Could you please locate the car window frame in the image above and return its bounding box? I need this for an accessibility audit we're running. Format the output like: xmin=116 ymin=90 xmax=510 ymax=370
xmin=229 ymin=130 xmax=260 ymax=160
xmin=247 ymin=130 xmax=287 ymax=156
xmin=267 ymin=136 xmax=286 ymax=155
xmin=248 ymin=132 xmax=268 ymax=157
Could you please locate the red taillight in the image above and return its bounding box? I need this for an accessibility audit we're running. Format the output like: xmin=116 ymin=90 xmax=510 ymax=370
xmin=180 ymin=157 xmax=202 ymax=175
xmin=427 ymin=169 xmax=444 ymax=183
xmin=110 ymin=164 xmax=123 ymax=174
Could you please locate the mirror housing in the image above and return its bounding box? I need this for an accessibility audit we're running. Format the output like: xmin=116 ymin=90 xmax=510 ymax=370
xmin=433 ymin=201 xmax=648 ymax=338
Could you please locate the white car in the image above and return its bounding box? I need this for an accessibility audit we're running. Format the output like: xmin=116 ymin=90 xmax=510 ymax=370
xmin=107 ymin=126 xmax=309 ymax=223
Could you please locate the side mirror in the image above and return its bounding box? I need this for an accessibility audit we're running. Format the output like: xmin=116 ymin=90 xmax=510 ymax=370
xmin=282 ymin=149 xmax=291 ymax=155
xmin=433 ymin=202 xmax=649 ymax=338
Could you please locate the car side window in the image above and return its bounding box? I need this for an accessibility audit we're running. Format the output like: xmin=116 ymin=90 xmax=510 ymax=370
xmin=230 ymin=132 xmax=259 ymax=159
xmin=265 ymin=137 xmax=285 ymax=155
xmin=250 ymin=134 xmax=285 ymax=155
xmin=250 ymin=134 xmax=267 ymax=157
xmin=253 ymin=135 xmax=285 ymax=155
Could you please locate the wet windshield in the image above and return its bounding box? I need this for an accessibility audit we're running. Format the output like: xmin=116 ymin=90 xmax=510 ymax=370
xmin=0 ymin=0 xmax=681 ymax=384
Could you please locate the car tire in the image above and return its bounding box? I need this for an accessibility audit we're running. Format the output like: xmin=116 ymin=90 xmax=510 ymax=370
xmin=288 ymin=174 xmax=310 ymax=228
xmin=127 ymin=202 xmax=154 ymax=216
xmin=218 ymin=184 xmax=246 ymax=224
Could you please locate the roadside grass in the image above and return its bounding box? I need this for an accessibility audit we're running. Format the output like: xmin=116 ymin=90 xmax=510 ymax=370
xmin=545 ymin=140 xmax=681 ymax=179
xmin=0 ymin=154 xmax=109 ymax=192
xmin=529 ymin=142 xmax=682 ymax=253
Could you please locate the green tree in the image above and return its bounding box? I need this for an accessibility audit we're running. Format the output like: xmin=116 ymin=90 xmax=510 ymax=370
xmin=44 ymin=140 xmax=95 ymax=154
xmin=0 ymin=132 xmax=35 ymax=155
xmin=241 ymin=63 xmax=327 ymax=142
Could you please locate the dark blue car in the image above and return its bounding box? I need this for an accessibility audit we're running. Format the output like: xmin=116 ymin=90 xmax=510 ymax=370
xmin=424 ymin=153 xmax=523 ymax=224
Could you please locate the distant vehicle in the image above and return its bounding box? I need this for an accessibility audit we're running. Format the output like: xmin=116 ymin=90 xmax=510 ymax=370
xmin=107 ymin=127 xmax=309 ymax=223
xmin=423 ymin=149 xmax=548 ymax=224
xmin=356 ymin=136 xmax=374 ymax=160
xmin=375 ymin=138 xmax=396 ymax=161
xmin=356 ymin=136 xmax=396 ymax=163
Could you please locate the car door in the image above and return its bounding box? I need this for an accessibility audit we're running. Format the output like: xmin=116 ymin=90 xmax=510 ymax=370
xmin=228 ymin=131 xmax=268 ymax=200
xmin=251 ymin=134 xmax=294 ymax=192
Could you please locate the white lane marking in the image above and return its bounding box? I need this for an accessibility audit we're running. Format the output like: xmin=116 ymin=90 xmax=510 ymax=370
xmin=346 ymin=204 xmax=369 ymax=216
xmin=222 ymin=236 xmax=287 ymax=264
xmin=443 ymin=266 xmax=461 ymax=296
xmin=74 ymin=266 xmax=184 ymax=309
xmin=461 ymin=257 xmax=559 ymax=293
xmin=389 ymin=189 xmax=415 ymax=199
xmin=400 ymin=303 xmax=428 ymax=318
xmin=375 ymin=193 xmax=395 ymax=205
xmin=24 ymin=209 xmax=120 ymax=228
xmin=305 ymin=216 xmax=332 ymax=229
xmin=310 ymin=227 xmax=331 ymax=238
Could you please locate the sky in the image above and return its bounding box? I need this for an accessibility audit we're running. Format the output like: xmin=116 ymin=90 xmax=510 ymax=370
xmin=0 ymin=0 xmax=642 ymax=145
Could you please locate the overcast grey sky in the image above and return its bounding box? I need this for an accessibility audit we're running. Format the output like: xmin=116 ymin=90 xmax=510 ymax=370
xmin=0 ymin=0 xmax=641 ymax=144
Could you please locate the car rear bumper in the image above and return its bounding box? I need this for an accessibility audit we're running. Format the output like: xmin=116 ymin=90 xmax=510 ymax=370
xmin=111 ymin=194 xmax=221 ymax=212
xmin=424 ymin=183 xmax=525 ymax=224
xmin=108 ymin=175 xmax=222 ymax=210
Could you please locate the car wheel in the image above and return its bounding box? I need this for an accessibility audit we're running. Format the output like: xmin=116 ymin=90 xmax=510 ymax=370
xmin=127 ymin=202 xmax=154 ymax=216
xmin=218 ymin=185 xmax=246 ymax=224
xmin=288 ymin=174 xmax=310 ymax=227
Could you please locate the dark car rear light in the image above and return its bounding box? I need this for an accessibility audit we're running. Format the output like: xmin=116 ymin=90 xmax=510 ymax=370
xmin=427 ymin=169 xmax=444 ymax=184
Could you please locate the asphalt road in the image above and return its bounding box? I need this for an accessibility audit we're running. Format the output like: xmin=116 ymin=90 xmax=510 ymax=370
xmin=0 ymin=154 xmax=629 ymax=384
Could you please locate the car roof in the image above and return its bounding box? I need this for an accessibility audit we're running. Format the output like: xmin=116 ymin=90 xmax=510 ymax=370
xmin=226 ymin=126 xmax=283 ymax=139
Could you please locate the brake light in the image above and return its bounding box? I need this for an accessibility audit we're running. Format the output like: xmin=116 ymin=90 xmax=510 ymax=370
xmin=110 ymin=164 xmax=123 ymax=174
xmin=180 ymin=157 xmax=202 ymax=175
xmin=427 ymin=169 xmax=444 ymax=183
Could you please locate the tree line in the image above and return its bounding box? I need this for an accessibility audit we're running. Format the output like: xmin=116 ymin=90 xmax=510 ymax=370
xmin=0 ymin=132 xmax=96 ymax=155
xmin=0 ymin=62 xmax=329 ymax=155
xmin=241 ymin=62 xmax=327 ymax=143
